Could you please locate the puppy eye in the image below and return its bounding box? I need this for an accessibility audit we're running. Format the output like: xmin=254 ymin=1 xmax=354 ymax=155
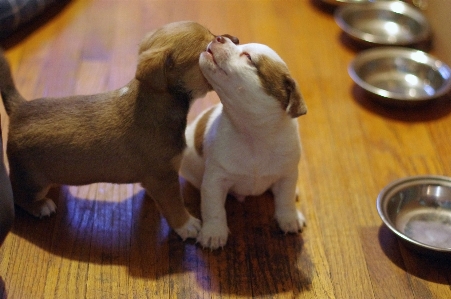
xmin=242 ymin=52 xmax=253 ymax=63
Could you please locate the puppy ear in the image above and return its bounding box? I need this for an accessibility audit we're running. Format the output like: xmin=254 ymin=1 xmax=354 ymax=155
xmin=284 ymin=77 xmax=307 ymax=118
xmin=135 ymin=48 xmax=173 ymax=91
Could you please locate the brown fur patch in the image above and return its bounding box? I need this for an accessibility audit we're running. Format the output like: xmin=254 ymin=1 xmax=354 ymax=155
xmin=256 ymin=56 xmax=306 ymax=117
xmin=194 ymin=106 xmax=215 ymax=156
xmin=256 ymin=56 xmax=291 ymax=106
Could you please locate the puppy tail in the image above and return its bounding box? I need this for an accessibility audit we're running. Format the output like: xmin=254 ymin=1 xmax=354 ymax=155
xmin=0 ymin=49 xmax=25 ymax=115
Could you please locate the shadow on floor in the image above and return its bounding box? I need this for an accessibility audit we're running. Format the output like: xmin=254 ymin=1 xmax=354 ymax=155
xmin=9 ymin=180 xmax=312 ymax=296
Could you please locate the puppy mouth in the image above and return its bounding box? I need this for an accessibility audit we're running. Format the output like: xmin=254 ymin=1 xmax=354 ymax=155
xmin=206 ymin=46 xmax=217 ymax=65
xmin=205 ymin=45 xmax=227 ymax=75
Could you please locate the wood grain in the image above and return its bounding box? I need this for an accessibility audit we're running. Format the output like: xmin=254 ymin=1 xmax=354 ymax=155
xmin=1 ymin=0 xmax=451 ymax=298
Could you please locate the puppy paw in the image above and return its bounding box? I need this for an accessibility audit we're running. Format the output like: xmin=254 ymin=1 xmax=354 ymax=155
xmin=197 ymin=223 xmax=229 ymax=250
xmin=276 ymin=209 xmax=306 ymax=234
xmin=174 ymin=215 xmax=201 ymax=240
xmin=19 ymin=198 xmax=57 ymax=218
xmin=38 ymin=199 xmax=57 ymax=217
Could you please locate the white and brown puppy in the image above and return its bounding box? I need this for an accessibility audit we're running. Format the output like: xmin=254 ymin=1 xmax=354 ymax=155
xmin=180 ymin=36 xmax=307 ymax=249
xmin=0 ymin=22 xmax=238 ymax=241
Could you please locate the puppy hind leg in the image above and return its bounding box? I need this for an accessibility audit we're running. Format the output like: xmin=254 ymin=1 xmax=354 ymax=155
xmin=142 ymin=173 xmax=201 ymax=240
xmin=12 ymin=183 xmax=56 ymax=218
xmin=9 ymin=170 xmax=56 ymax=218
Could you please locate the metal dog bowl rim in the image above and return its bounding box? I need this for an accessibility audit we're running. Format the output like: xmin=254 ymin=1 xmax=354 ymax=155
xmin=321 ymin=0 xmax=382 ymax=5
xmin=348 ymin=47 xmax=451 ymax=102
xmin=334 ymin=1 xmax=431 ymax=45
xmin=377 ymin=175 xmax=451 ymax=253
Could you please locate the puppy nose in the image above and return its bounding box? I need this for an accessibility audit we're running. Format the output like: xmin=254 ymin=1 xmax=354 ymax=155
xmin=216 ymin=36 xmax=226 ymax=44
xmin=221 ymin=34 xmax=239 ymax=45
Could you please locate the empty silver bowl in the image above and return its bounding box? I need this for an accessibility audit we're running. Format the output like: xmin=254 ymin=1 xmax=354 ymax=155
xmin=349 ymin=47 xmax=451 ymax=103
xmin=334 ymin=1 xmax=430 ymax=45
xmin=322 ymin=0 xmax=388 ymax=6
xmin=377 ymin=175 xmax=451 ymax=253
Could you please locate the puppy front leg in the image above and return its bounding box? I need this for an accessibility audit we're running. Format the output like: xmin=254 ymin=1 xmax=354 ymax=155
xmin=197 ymin=174 xmax=230 ymax=249
xmin=272 ymin=174 xmax=306 ymax=233
xmin=142 ymin=173 xmax=201 ymax=240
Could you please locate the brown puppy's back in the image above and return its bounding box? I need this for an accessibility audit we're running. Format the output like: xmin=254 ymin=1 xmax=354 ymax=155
xmin=7 ymin=81 xmax=187 ymax=186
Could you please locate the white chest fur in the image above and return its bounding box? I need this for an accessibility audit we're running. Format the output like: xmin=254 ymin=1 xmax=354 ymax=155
xmin=198 ymin=106 xmax=301 ymax=197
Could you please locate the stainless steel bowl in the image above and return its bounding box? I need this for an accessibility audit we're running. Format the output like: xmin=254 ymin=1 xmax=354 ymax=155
xmin=322 ymin=0 xmax=388 ymax=6
xmin=349 ymin=47 xmax=451 ymax=103
xmin=377 ymin=175 xmax=451 ymax=253
xmin=334 ymin=1 xmax=430 ymax=45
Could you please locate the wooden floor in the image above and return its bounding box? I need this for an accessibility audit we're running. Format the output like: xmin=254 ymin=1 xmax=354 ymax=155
xmin=1 ymin=0 xmax=451 ymax=298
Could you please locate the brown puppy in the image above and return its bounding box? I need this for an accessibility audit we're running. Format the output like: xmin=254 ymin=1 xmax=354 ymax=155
xmin=0 ymin=21 xmax=238 ymax=240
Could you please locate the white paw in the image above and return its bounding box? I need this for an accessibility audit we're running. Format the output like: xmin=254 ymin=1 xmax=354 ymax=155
xmin=197 ymin=222 xmax=229 ymax=250
xmin=276 ymin=209 xmax=306 ymax=233
xmin=39 ymin=199 xmax=57 ymax=217
xmin=174 ymin=215 xmax=201 ymax=240
xmin=27 ymin=198 xmax=57 ymax=218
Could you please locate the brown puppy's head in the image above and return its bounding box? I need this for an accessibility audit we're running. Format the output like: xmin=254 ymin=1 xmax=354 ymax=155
xmin=136 ymin=21 xmax=238 ymax=99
